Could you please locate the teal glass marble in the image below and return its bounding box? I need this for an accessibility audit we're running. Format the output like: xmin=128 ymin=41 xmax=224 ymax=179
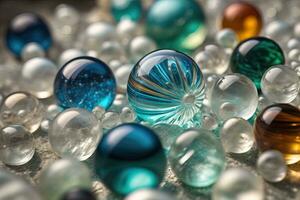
xmin=54 ymin=56 xmax=116 ymax=111
xmin=95 ymin=123 xmax=166 ymax=196
xmin=168 ymin=128 xmax=226 ymax=187
xmin=230 ymin=37 xmax=285 ymax=89
xmin=127 ymin=49 xmax=206 ymax=127
xmin=111 ymin=0 xmax=143 ymax=22
xmin=146 ymin=0 xmax=206 ymax=53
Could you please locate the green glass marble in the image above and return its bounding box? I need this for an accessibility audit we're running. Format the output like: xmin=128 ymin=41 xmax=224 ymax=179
xmin=146 ymin=0 xmax=206 ymax=53
xmin=111 ymin=0 xmax=143 ymax=22
xmin=230 ymin=37 xmax=285 ymax=89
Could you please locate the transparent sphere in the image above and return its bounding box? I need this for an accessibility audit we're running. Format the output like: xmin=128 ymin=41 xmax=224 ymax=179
xmin=111 ymin=93 xmax=129 ymax=112
xmin=120 ymin=106 xmax=136 ymax=123
xmin=45 ymin=104 xmax=63 ymax=120
xmin=21 ymin=57 xmax=58 ymax=99
xmin=261 ymin=65 xmax=300 ymax=103
xmin=109 ymin=59 xmax=123 ymax=72
xmin=257 ymin=150 xmax=287 ymax=182
xmin=287 ymin=38 xmax=300 ymax=50
xmin=101 ymin=111 xmax=121 ymax=129
xmin=212 ymin=168 xmax=264 ymax=200
xmin=92 ymin=106 xmax=105 ymax=121
xmin=58 ymin=48 xmax=85 ymax=67
xmin=49 ymin=108 xmax=102 ymax=161
xmin=0 ymin=92 xmax=44 ymax=133
xmin=115 ymin=64 xmax=134 ymax=90
xmin=216 ymin=28 xmax=238 ymax=49
xmin=40 ymin=119 xmax=50 ymax=132
xmin=99 ymin=41 xmax=126 ymax=63
xmin=200 ymin=112 xmax=219 ymax=131
xmin=169 ymin=128 xmax=225 ymax=187
xmin=210 ymin=74 xmax=258 ymax=121
xmin=130 ymin=36 xmax=157 ymax=63
xmin=0 ymin=169 xmax=42 ymax=200
xmin=194 ymin=45 xmax=229 ymax=75
xmin=220 ymin=117 xmax=254 ymax=154
xmin=288 ymin=49 xmax=300 ymax=63
xmin=0 ymin=125 xmax=35 ymax=166
xmin=21 ymin=42 xmax=45 ymax=61
xmin=116 ymin=19 xmax=140 ymax=46
xmin=54 ymin=4 xmax=80 ymax=34
xmin=265 ymin=20 xmax=293 ymax=46
xmin=125 ymin=189 xmax=175 ymax=200
xmin=39 ymin=158 xmax=92 ymax=200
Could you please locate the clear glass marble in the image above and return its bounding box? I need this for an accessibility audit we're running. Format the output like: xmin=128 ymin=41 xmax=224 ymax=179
xmin=257 ymin=150 xmax=287 ymax=182
xmin=0 ymin=92 xmax=44 ymax=133
xmin=21 ymin=42 xmax=45 ymax=61
xmin=265 ymin=20 xmax=293 ymax=47
xmin=125 ymin=189 xmax=175 ymax=200
xmin=39 ymin=158 xmax=92 ymax=200
xmin=58 ymin=48 xmax=85 ymax=67
xmin=168 ymin=128 xmax=225 ymax=187
xmin=130 ymin=36 xmax=157 ymax=63
xmin=0 ymin=125 xmax=35 ymax=166
xmin=98 ymin=41 xmax=126 ymax=63
xmin=111 ymin=93 xmax=129 ymax=112
xmin=216 ymin=28 xmax=238 ymax=49
xmin=45 ymin=104 xmax=63 ymax=120
xmin=101 ymin=111 xmax=121 ymax=129
xmin=92 ymin=106 xmax=106 ymax=121
xmin=261 ymin=65 xmax=300 ymax=103
xmin=120 ymin=106 xmax=136 ymax=123
xmin=212 ymin=168 xmax=264 ymax=200
xmin=21 ymin=57 xmax=58 ymax=99
xmin=116 ymin=19 xmax=140 ymax=46
xmin=49 ymin=108 xmax=102 ymax=161
xmin=128 ymin=50 xmax=206 ymax=127
xmin=220 ymin=117 xmax=254 ymax=154
xmin=54 ymin=4 xmax=80 ymax=35
xmin=209 ymin=74 xmax=258 ymax=121
xmin=115 ymin=64 xmax=134 ymax=90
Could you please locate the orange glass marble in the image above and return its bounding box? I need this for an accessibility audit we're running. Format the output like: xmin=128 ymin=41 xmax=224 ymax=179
xmin=221 ymin=1 xmax=262 ymax=41
xmin=254 ymin=104 xmax=300 ymax=165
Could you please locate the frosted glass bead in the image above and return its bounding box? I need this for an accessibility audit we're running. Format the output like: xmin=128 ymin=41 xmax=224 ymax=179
xmin=265 ymin=20 xmax=293 ymax=46
xmin=125 ymin=189 xmax=175 ymax=200
xmin=0 ymin=92 xmax=44 ymax=133
xmin=257 ymin=150 xmax=287 ymax=182
xmin=109 ymin=59 xmax=123 ymax=72
xmin=21 ymin=57 xmax=58 ymax=99
xmin=210 ymin=74 xmax=258 ymax=121
xmin=115 ymin=64 xmax=134 ymax=90
xmin=54 ymin=4 xmax=80 ymax=35
xmin=92 ymin=106 xmax=106 ymax=121
xmin=212 ymin=168 xmax=264 ymax=200
xmin=116 ymin=19 xmax=140 ymax=46
xmin=287 ymin=38 xmax=300 ymax=50
xmin=39 ymin=158 xmax=92 ymax=200
xmin=200 ymin=112 xmax=219 ymax=131
xmin=216 ymin=28 xmax=238 ymax=49
xmin=49 ymin=108 xmax=102 ymax=161
xmin=0 ymin=125 xmax=35 ymax=166
xmin=58 ymin=49 xmax=85 ymax=67
xmin=220 ymin=117 xmax=254 ymax=154
xmin=21 ymin=43 xmax=45 ymax=61
xmin=120 ymin=106 xmax=136 ymax=123
xmin=261 ymin=65 xmax=300 ymax=103
xmin=99 ymin=41 xmax=126 ymax=63
xmin=111 ymin=93 xmax=129 ymax=112
xmin=101 ymin=111 xmax=121 ymax=129
xmin=129 ymin=36 xmax=157 ymax=63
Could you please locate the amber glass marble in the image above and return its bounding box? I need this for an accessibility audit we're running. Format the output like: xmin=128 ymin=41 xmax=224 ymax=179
xmin=221 ymin=1 xmax=262 ymax=41
xmin=254 ymin=104 xmax=300 ymax=165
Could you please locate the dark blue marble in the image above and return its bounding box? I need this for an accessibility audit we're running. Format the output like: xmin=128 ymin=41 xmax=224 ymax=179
xmin=54 ymin=56 xmax=116 ymax=111
xmin=62 ymin=189 xmax=96 ymax=200
xmin=95 ymin=123 xmax=166 ymax=196
xmin=5 ymin=13 xmax=52 ymax=57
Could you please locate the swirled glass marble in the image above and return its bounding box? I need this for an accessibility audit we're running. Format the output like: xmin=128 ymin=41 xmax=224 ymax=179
xmin=5 ymin=13 xmax=52 ymax=58
xmin=127 ymin=50 xmax=205 ymax=126
xmin=230 ymin=37 xmax=285 ymax=89
xmin=54 ymin=56 xmax=116 ymax=111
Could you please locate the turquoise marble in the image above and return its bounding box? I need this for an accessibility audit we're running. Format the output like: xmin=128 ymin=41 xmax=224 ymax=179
xmin=111 ymin=0 xmax=143 ymax=22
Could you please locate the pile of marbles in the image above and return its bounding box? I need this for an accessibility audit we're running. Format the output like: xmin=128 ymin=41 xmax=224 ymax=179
xmin=1 ymin=0 xmax=300 ymax=200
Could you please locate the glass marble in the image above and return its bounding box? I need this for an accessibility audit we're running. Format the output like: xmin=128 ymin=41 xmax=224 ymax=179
xmin=115 ymin=64 xmax=134 ymax=90
xmin=146 ymin=0 xmax=206 ymax=53
xmin=58 ymin=49 xmax=85 ymax=67
xmin=92 ymin=106 xmax=106 ymax=121
xmin=39 ymin=158 xmax=92 ymax=200
xmin=212 ymin=168 xmax=264 ymax=200
xmin=220 ymin=117 xmax=254 ymax=154
xmin=116 ymin=19 xmax=139 ymax=46
xmin=21 ymin=42 xmax=45 ymax=61
xmin=54 ymin=4 xmax=80 ymax=35
xmin=130 ymin=36 xmax=157 ymax=63
xmin=209 ymin=74 xmax=258 ymax=121
xmin=261 ymin=65 xmax=300 ymax=103
xmin=62 ymin=188 xmax=96 ymax=200
xmin=221 ymin=2 xmax=262 ymax=41
xmin=95 ymin=123 xmax=166 ymax=196
xmin=127 ymin=49 xmax=206 ymax=127
xmin=0 ymin=169 xmax=42 ymax=200
xmin=49 ymin=108 xmax=102 ymax=161
xmin=0 ymin=92 xmax=44 ymax=133
xmin=5 ymin=13 xmax=52 ymax=58
xmin=111 ymin=0 xmax=143 ymax=22
xmin=265 ymin=20 xmax=293 ymax=46
xmin=120 ymin=107 xmax=136 ymax=123
xmin=101 ymin=111 xmax=121 ymax=129
xmin=230 ymin=37 xmax=285 ymax=89
xmin=168 ymin=128 xmax=225 ymax=187
xmin=54 ymin=56 xmax=116 ymax=111
xmin=125 ymin=189 xmax=175 ymax=200
xmin=254 ymin=104 xmax=300 ymax=165
xmin=257 ymin=150 xmax=287 ymax=182
xmin=216 ymin=28 xmax=238 ymax=49
xmin=98 ymin=41 xmax=126 ymax=63
xmin=0 ymin=125 xmax=35 ymax=166
xmin=22 ymin=57 xmax=58 ymax=99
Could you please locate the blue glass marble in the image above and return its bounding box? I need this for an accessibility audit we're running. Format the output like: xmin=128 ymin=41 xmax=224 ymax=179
xmin=95 ymin=123 xmax=166 ymax=196
xmin=127 ymin=49 xmax=206 ymax=127
xmin=5 ymin=13 xmax=52 ymax=58
xmin=111 ymin=0 xmax=143 ymax=22
xmin=54 ymin=56 xmax=116 ymax=111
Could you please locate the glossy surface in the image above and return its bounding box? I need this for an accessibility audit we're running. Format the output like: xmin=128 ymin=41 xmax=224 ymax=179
xmin=230 ymin=37 xmax=285 ymax=89
xmin=146 ymin=0 xmax=206 ymax=52
xmin=128 ymin=50 xmax=205 ymax=127
xmin=54 ymin=56 xmax=116 ymax=111
xmin=254 ymin=104 xmax=300 ymax=165
xmin=95 ymin=123 xmax=166 ymax=196
xmin=5 ymin=13 xmax=52 ymax=57
xmin=111 ymin=0 xmax=143 ymax=22
xmin=62 ymin=189 xmax=96 ymax=200
xmin=221 ymin=2 xmax=262 ymax=41
xmin=168 ymin=129 xmax=225 ymax=187
xmin=49 ymin=108 xmax=102 ymax=161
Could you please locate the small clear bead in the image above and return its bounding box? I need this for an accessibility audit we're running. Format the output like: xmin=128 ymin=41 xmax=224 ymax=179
xmin=258 ymin=96 xmax=272 ymax=112
xmin=109 ymin=59 xmax=123 ymax=72
xmin=58 ymin=49 xmax=85 ymax=68
xmin=116 ymin=19 xmax=140 ymax=46
xmin=265 ymin=20 xmax=293 ymax=46
xmin=201 ymin=112 xmax=219 ymax=131
xmin=287 ymin=38 xmax=300 ymax=50
xmin=112 ymin=94 xmax=129 ymax=112
xmin=216 ymin=28 xmax=238 ymax=49
xmin=54 ymin=4 xmax=80 ymax=35
xmin=115 ymin=64 xmax=134 ymax=90
xmin=129 ymin=36 xmax=157 ymax=63
xmin=257 ymin=150 xmax=287 ymax=182
xmin=102 ymin=111 xmax=121 ymax=129
xmin=98 ymin=41 xmax=126 ymax=63
xmin=92 ymin=106 xmax=106 ymax=121
xmin=288 ymin=49 xmax=300 ymax=62
xmin=120 ymin=107 xmax=136 ymax=123
xmin=21 ymin=43 xmax=45 ymax=61
xmin=46 ymin=104 xmax=63 ymax=120
xmin=40 ymin=119 xmax=51 ymax=132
